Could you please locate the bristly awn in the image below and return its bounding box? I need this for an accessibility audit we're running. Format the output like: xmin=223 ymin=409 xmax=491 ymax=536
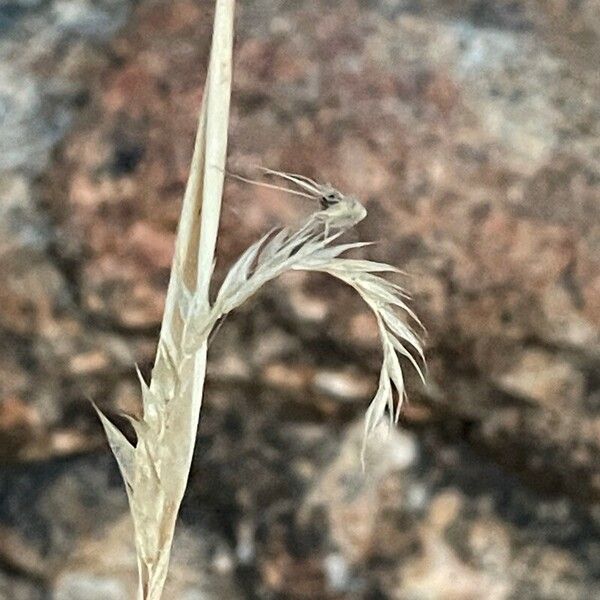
xmin=224 ymin=166 xmax=367 ymax=237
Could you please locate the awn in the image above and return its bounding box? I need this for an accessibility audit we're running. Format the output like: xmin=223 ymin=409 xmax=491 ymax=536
xmin=226 ymin=166 xmax=367 ymax=236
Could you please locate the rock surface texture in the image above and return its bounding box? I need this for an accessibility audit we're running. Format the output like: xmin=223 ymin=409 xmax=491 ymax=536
xmin=0 ymin=0 xmax=599 ymax=598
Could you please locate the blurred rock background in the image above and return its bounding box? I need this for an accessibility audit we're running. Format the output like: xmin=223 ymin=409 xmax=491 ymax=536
xmin=0 ymin=0 xmax=599 ymax=597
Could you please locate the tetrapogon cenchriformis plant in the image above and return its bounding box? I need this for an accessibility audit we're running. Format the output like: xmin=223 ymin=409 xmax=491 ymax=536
xmin=93 ymin=1 xmax=424 ymax=598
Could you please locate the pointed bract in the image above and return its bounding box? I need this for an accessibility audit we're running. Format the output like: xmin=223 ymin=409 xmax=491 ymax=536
xmin=92 ymin=403 xmax=136 ymax=490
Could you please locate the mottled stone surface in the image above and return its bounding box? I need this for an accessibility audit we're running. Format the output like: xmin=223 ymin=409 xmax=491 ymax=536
xmin=0 ymin=0 xmax=599 ymax=597
xmin=0 ymin=0 xmax=139 ymax=461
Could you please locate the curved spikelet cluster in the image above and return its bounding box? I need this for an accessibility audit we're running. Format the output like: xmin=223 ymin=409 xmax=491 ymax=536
xmin=171 ymin=185 xmax=425 ymax=461
xmin=207 ymin=207 xmax=424 ymax=457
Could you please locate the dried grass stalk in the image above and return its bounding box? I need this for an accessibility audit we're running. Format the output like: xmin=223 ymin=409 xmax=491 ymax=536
xmin=95 ymin=1 xmax=424 ymax=598
xmin=95 ymin=1 xmax=235 ymax=598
